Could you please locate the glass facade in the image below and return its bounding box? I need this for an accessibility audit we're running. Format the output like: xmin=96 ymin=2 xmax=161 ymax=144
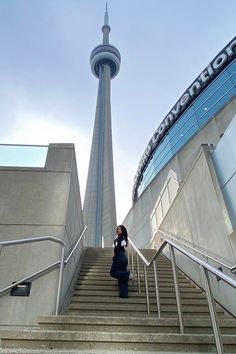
xmin=136 ymin=59 xmax=236 ymax=199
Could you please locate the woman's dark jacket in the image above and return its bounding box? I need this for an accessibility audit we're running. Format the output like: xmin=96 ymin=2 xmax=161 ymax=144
xmin=113 ymin=234 xmax=127 ymax=256
xmin=110 ymin=234 xmax=128 ymax=273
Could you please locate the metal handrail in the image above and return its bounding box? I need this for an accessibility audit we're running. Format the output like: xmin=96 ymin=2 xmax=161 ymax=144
xmin=128 ymin=237 xmax=236 ymax=354
xmin=65 ymin=226 xmax=87 ymax=264
xmin=0 ymin=226 xmax=87 ymax=315
xmin=158 ymin=229 xmax=236 ymax=272
xmin=0 ymin=235 xmax=64 ymax=247
xmin=0 ymin=236 xmax=65 ymax=315
xmin=0 ymin=261 xmax=60 ymax=296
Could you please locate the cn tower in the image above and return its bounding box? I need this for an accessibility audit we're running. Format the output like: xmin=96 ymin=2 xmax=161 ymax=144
xmin=83 ymin=5 xmax=121 ymax=247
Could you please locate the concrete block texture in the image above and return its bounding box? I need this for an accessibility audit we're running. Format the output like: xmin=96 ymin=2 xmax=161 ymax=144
xmin=159 ymin=147 xmax=236 ymax=315
xmin=0 ymin=171 xmax=69 ymax=225
xmin=0 ymin=144 xmax=85 ymax=325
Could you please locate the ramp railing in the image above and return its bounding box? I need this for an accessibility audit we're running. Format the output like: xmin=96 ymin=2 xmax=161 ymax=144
xmin=158 ymin=229 xmax=236 ymax=273
xmin=128 ymin=236 xmax=236 ymax=354
xmin=0 ymin=226 xmax=87 ymax=315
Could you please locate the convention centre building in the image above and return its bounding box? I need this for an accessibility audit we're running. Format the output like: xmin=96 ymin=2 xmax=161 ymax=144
xmin=123 ymin=36 xmax=236 ymax=315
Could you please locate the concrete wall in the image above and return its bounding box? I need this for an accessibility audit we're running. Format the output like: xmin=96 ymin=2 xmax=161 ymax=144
xmin=159 ymin=145 xmax=236 ymax=315
xmin=213 ymin=115 xmax=236 ymax=231
xmin=0 ymin=144 xmax=85 ymax=325
xmin=150 ymin=171 xmax=179 ymax=245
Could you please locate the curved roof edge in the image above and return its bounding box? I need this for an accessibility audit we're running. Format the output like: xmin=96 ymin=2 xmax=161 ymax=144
xmin=133 ymin=36 xmax=236 ymax=200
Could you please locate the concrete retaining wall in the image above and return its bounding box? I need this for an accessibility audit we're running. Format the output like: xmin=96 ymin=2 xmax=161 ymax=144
xmin=159 ymin=145 xmax=236 ymax=315
xmin=0 ymin=144 xmax=85 ymax=325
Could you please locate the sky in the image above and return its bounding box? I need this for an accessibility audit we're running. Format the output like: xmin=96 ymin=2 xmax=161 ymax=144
xmin=0 ymin=0 xmax=236 ymax=222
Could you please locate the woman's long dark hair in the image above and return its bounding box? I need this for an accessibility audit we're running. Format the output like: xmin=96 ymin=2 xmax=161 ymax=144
xmin=117 ymin=224 xmax=128 ymax=246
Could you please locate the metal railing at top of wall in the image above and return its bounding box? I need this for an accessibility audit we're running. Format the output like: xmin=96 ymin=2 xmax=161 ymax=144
xmin=0 ymin=226 xmax=87 ymax=315
xmin=128 ymin=236 xmax=236 ymax=354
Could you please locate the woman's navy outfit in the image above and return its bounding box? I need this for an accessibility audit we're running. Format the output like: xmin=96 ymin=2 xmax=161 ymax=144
xmin=110 ymin=234 xmax=130 ymax=298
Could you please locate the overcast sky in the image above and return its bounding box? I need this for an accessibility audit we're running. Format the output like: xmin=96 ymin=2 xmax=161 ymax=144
xmin=0 ymin=0 xmax=236 ymax=222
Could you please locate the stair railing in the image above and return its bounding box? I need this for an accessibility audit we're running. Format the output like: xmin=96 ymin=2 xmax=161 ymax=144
xmin=128 ymin=237 xmax=236 ymax=354
xmin=158 ymin=229 xmax=236 ymax=273
xmin=0 ymin=226 xmax=87 ymax=315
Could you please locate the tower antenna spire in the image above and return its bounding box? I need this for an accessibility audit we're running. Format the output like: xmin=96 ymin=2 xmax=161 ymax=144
xmin=102 ymin=2 xmax=110 ymax=44
xmin=104 ymin=2 xmax=109 ymax=26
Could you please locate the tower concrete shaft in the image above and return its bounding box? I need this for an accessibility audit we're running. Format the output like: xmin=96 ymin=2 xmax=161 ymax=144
xmin=83 ymin=7 xmax=121 ymax=247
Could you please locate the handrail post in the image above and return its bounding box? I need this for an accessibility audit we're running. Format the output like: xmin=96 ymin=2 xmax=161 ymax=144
xmin=169 ymin=244 xmax=184 ymax=333
xmin=55 ymin=244 xmax=65 ymax=315
xmin=144 ymin=263 xmax=150 ymax=315
xmin=131 ymin=249 xmax=135 ymax=276
xmin=128 ymin=247 xmax=130 ymax=265
xmin=0 ymin=245 xmax=3 ymax=256
xmin=201 ymin=265 xmax=224 ymax=354
xmin=136 ymin=253 xmax=141 ymax=293
xmin=153 ymin=259 xmax=161 ymax=317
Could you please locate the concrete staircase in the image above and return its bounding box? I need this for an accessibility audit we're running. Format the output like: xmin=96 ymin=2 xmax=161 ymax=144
xmin=1 ymin=247 xmax=236 ymax=353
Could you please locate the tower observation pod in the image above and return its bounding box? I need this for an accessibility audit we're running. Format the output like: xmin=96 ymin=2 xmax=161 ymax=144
xmin=83 ymin=5 xmax=121 ymax=247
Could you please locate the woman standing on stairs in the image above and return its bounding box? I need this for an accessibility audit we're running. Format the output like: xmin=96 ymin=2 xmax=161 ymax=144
xmin=110 ymin=225 xmax=133 ymax=298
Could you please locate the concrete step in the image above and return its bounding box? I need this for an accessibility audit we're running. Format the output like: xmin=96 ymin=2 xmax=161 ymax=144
xmin=82 ymin=250 xmax=156 ymax=256
xmin=66 ymin=309 xmax=225 ymax=319
xmin=77 ymin=275 xmax=192 ymax=281
xmin=69 ymin=298 xmax=224 ymax=313
xmin=75 ymin=280 xmax=201 ymax=293
xmin=67 ymin=299 xmax=223 ymax=310
xmin=82 ymin=257 xmax=166 ymax=262
xmin=81 ymin=262 xmax=171 ymax=267
xmin=73 ymin=289 xmax=206 ymax=298
xmin=65 ymin=310 xmax=158 ymax=317
xmin=77 ymin=276 xmax=194 ymax=284
xmin=1 ymin=330 xmax=236 ymax=352
xmin=80 ymin=267 xmax=181 ymax=272
xmin=65 ymin=310 xmax=227 ymax=318
xmin=1 ymin=350 xmax=232 ymax=354
xmin=79 ymin=266 xmax=175 ymax=272
xmin=73 ymin=289 xmax=204 ymax=296
xmin=38 ymin=315 xmax=236 ymax=335
xmin=78 ymin=275 xmax=189 ymax=282
xmin=76 ymin=279 xmax=195 ymax=287
xmin=80 ymin=262 xmax=160 ymax=267
xmin=84 ymin=247 xmax=155 ymax=253
xmin=70 ymin=295 xmax=210 ymax=306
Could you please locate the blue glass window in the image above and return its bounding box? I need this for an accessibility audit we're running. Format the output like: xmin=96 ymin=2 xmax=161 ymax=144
xmin=226 ymin=59 xmax=236 ymax=85
xmin=142 ymin=158 xmax=155 ymax=189
xmin=194 ymin=70 xmax=236 ymax=128
xmin=152 ymin=135 xmax=172 ymax=172
xmin=193 ymin=71 xmax=229 ymax=110
xmin=169 ymin=106 xmax=198 ymax=155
